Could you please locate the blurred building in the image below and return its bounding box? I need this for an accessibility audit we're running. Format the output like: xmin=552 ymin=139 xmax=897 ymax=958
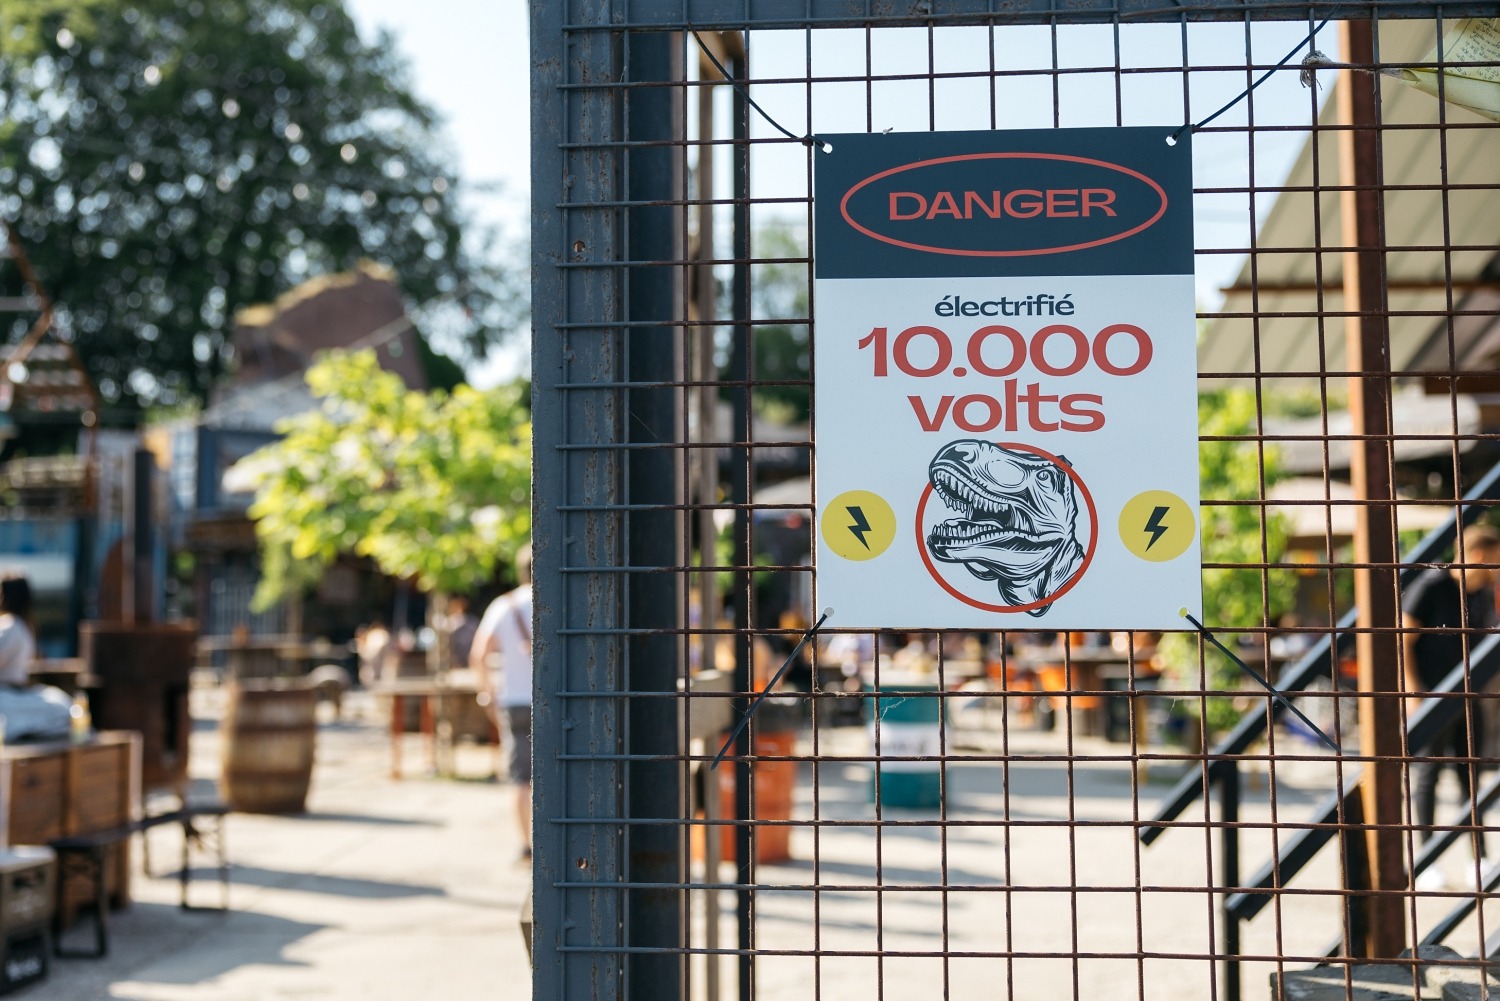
xmin=0 ymin=241 xmax=128 ymax=656
xmin=177 ymin=263 xmax=433 ymax=654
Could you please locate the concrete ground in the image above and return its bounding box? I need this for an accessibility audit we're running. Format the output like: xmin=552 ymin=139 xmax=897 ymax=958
xmin=30 ymin=688 xmax=1497 ymax=1001
xmin=36 ymin=689 xmax=531 ymax=1001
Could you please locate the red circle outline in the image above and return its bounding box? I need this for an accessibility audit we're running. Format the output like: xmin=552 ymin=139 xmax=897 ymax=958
xmin=839 ymin=152 xmax=1169 ymax=258
xmin=915 ymin=442 xmax=1099 ymax=613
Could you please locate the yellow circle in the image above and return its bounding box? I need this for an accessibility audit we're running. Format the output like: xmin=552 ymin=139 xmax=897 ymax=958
xmin=1118 ymin=490 xmax=1195 ymax=562
xmin=821 ymin=490 xmax=897 ymax=561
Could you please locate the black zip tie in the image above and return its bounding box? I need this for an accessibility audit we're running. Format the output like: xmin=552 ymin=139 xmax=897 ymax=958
xmin=1169 ymin=19 xmax=1330 ymax=144
xmin=711 ymin=607 xmax=833 ymax=770
xmin=692 ymin=31 xmax=830 ymax=152
xmin=1181 ymin=610 xmax=1341 ymax=754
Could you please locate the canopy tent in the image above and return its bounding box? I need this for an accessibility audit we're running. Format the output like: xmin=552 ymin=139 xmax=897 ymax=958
xmin=1268 ymin=475 xmax=1453 ymax=546
xmin=1199 ymin=21 xmax=1500 ymax=384
xmin=1262 ymin=388 xmax=1480 ymax=474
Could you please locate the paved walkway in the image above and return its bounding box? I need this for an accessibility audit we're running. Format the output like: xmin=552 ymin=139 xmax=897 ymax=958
xmin=39 ymin=690 xmax=532 ymax=1001
xmin=32 ymin=689 xmax=1485 ymax=1000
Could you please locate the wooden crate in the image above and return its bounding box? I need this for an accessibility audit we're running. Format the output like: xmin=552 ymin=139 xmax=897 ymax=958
xmin=7 ymin=755 xmax=67 ymax=846
xmin=2 ymin=732 xmax=141 ymax=915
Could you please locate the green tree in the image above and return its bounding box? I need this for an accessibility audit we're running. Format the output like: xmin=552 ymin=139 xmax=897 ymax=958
xmin=1160 ymin=389 xmax=1297 ymax=733
xmin=0 ymin=0 xmax=521 ymax=413
xmin=245 ymin=349 xmax=531 ymax=615
xmin=725 ymin=225 xmax=810 ymax=425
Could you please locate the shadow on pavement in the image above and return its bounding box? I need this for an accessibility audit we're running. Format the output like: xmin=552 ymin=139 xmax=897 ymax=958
xmin=277 ymin=810 xmax=441 ymax=827
xmin=224 ymin=864 xmax=444 ymax=899
xmin=753 ymin=894 xmax=949 ymax=938
xmin=769 ymin=856 xmax=1002 ymax=889
xmin=88 ymin=904 xmax=325 ymax=985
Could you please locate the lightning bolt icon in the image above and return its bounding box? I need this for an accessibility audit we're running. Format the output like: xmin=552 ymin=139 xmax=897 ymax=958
xmin=1144 ymin=505 xmax=1171 ymax=551
xmin=846 ymin=505 xmax=872 ymax=550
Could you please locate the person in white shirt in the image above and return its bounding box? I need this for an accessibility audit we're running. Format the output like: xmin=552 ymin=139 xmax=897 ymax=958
xmin=0 ymin=574 xmax=36 ymax=688
xmin=354 ymin=619 xmax=394 ymax=687
xmin=471 ymin=546 xmax=533 ymax=860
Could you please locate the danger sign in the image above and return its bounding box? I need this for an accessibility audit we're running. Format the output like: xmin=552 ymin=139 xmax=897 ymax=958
xmin=813 ymin=128 xmax=1201 ymax=629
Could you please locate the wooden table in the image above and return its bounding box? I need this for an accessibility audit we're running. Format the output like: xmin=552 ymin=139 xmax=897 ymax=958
xmin=1016 ymin=646 xmax=1152 ymax=737
xmin=372 ymin=677 xmax=489 ymax=779
xmin=197 ymin=636 xmax=346 ymax=680
xmin=28 ymin=658 xmax=98 ymax=695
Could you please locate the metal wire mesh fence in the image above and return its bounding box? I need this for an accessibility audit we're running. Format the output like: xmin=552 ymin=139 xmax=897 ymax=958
xmin=529 ymin=3 xmax=1500 ymax=999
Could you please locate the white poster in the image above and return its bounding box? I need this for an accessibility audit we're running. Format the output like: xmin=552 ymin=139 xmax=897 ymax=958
xmin=813 ymin=128 xmax=1201 ymax=629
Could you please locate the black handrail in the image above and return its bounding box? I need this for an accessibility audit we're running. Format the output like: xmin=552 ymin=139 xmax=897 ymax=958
xmin=1422 ymin=861 xmax=1500 ymax=948
xmin=1140 ymin=457 xmax=1500 ymax=845
xmin=1225 ymin=632 xmax=1500 ymax=922
xmin=1411 ymin=768 xmax=1500 ymax=876
xmin=1225 ymin=779 xmax=1359 ymax=922
xmin=1316 ymin=768 xmax=1500 ymax=960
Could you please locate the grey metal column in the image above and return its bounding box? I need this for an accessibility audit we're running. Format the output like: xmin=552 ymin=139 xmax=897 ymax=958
xmin=624 ymin=27 xmax=687 ymax=1001
xmin=530 ymin=2 xmax=625 ymax=1000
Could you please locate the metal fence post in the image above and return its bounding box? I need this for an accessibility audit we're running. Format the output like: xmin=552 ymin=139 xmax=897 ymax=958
xmin=1220 ymin=763 xmax=1242 ymax=1001
xmin=624 ymin=27 xmax=687 ymax=1001
xmin=530 ymin=2 xmax=626 ymax=999
xmin=728 ymin=42 xmax=755 ymax=1001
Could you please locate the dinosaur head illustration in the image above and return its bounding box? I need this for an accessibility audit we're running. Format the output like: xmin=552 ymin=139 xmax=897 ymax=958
xmin=925 ymin=440 xmax=1086 ymax=616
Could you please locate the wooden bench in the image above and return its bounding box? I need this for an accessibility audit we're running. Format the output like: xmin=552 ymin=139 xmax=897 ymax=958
xmin=49 ymin=802 xmax=230 ymax=959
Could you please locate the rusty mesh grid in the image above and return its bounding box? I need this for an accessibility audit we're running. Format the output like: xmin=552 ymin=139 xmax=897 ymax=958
xmin=529 ymin=4 xmax=1500 ymax=999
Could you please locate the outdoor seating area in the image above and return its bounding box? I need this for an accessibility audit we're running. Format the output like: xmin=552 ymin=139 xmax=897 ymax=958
xmin=806 ymin=627 xmax=1316 ymax=750
xmin=5 ymin=1 xmax=1500 ymax=998
xmin=30 ymin=683 xmax=527 ymax=1001
xmin=0 ymin=611 xmax=505 ymax=997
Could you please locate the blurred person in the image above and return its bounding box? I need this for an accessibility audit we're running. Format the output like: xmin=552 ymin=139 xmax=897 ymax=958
xmin=776 ymin=609 xmax=813 ymax=690
xmin=0 ymin=573 xmax=35 ymax=687
xmin=472 ymin=545 xmax=534 ymax=860
xmin=1269 ymin=613 xmax=1315 ymax=662
xmin=0 ymin=573 xmax=73 ymax=741
xmin=824 ymin=631 xmax=874 ymax=679
xmin=1402 ymin=523 xmax=1500 ymax=888
xmin=355 ymin=619 xmax=394 ymax=687
xmin=442 ymin=595 xmax=480 ymax=669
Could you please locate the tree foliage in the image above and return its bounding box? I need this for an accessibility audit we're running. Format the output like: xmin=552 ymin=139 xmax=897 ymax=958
xmin=246 ymin=349 xmax=531 ymax=610
xmin=1160 ymin=389 xmax=1297 ymax=731
xmin=723 ymin=225 xmax=810 ymax=425
xmin=0 ymin=0 xmax=521 ymax=413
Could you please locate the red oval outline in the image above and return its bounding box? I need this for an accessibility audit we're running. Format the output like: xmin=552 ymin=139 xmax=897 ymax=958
xmin=839 ymin=152 xmax=1168 ymax=258
xmin=914 ymin=442 xmax=1099 ymax=614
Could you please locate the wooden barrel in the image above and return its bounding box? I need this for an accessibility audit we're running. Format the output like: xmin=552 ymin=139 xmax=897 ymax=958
xmin=220 ymin=680 xmax=318 ymax=813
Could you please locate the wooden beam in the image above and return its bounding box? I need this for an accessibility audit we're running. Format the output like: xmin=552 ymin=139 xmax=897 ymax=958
xmin=1339 ymin=17 xmax=1408 ymax=958
xmin=694 ymin=30 xmax=745 ymax=79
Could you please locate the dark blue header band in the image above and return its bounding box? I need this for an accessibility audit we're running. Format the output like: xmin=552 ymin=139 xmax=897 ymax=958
xmin=814 ymin=128 xmax=1194 ymax=280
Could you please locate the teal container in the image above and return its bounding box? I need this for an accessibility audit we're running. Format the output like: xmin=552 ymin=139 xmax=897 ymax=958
xmin=866 ymin=679 xmax=943 ymax=809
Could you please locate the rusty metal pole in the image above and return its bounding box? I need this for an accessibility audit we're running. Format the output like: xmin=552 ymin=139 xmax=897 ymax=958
xmin=691 ymin=33 xmax=742 ymax=1001
xmin=1338 ymin=16 xmax=1407 ymax=957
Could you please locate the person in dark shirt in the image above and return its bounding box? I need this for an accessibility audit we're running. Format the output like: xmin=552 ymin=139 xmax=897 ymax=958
xmin=1401 ymin=522 xmax=1500 ymax=874
xmin=443 ymin=594 xmax=480 ymax=669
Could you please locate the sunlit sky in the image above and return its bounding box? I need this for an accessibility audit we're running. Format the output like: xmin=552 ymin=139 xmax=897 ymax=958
xmin=345 ymin=0 xmax=531 ymax=385
xmin=346 ymin=0 xmax=531 ymax=231
xmin=343 ymin=3 xmax=1339 ymax=385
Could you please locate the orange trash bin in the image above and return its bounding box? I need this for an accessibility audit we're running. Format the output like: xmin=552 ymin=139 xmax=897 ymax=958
xmin=718 ymin=730 xmax=797 ymax=864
